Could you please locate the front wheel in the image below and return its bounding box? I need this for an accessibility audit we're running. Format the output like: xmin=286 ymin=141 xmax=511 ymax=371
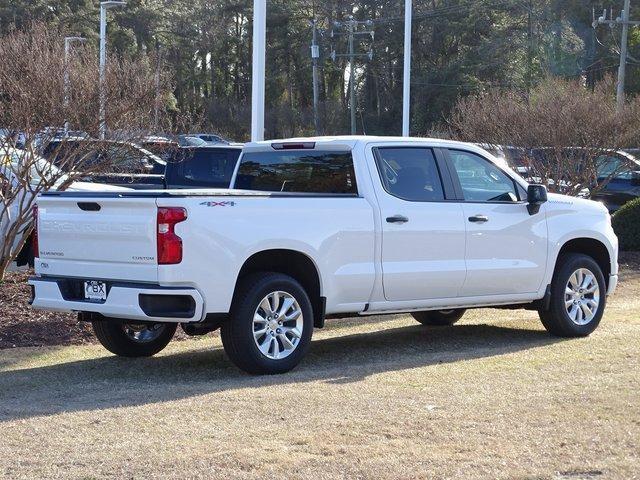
xmin=538 ymin=253 xmax=606 ymax=337
xmin=92 ymin=320 xmax=177 ymax=357
xmin=221 ymin=273 xmax=313 ymax=375
xmin=411 ymin=309 xmax=466 ymax=326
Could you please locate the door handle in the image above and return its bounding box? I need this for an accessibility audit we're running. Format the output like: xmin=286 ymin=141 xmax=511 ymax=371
xmin=386 ymin=215 xmax=409 ymax=224
xmin=468 ymin=214 xmax=489 ymax=223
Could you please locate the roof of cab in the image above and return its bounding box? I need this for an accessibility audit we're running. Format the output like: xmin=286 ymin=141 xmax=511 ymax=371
xmin=243 ymin=135 xmax=484 ymax=152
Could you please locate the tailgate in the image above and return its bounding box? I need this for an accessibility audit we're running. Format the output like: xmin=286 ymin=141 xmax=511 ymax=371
xmin=35 ymin=195 xmax=159 ymax=282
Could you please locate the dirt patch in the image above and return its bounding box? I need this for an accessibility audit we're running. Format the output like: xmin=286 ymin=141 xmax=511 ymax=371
xmin=618 ymin=250 xmax=640 ymax=281
xmin=0 ymin=271 xmax=92 ymax=349
xmin=0 ymin=270 xmax=189 ymax=349
xmin=2 ymin=251 xmax=639 ymax=349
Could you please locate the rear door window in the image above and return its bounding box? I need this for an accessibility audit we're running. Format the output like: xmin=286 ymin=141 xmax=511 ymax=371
xmin=236 ymin=150 xmax=357 ymax=194
xmin=373 ymin=147 xmax=445 ymax=202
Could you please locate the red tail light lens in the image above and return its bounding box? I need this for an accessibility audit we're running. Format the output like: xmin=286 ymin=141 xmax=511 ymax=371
xmin=32 ymin=204 xmax=39 ymax=258
xmin=157 ymin=207 xmax=187 ymax=265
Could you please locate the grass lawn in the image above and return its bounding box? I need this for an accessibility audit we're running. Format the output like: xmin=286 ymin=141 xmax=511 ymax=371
xmin=0 ymin=262 xmax=639 ymax=479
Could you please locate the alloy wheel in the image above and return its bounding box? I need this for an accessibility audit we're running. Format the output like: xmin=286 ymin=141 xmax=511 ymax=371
xmin=252 ymin=290 xmax=304 ymax=360
xmin=564 ymin=268 xmax=600 ymax=325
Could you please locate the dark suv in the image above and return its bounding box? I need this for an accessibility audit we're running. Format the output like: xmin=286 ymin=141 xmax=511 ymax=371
xmin=487 ymin=145 xmax=640 ymax=213
xmin=164 ymin=145 xmax=242 ymax=189
xmin=593 ymin=150 xmax=640 ymax=212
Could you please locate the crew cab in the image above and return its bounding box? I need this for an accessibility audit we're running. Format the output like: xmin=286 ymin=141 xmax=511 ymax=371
xmin=29 ymin=136 xmax=619 ymax=374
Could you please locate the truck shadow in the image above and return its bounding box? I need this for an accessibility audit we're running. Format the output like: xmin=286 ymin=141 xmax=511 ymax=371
xmin=0 ymin=321 xmax=562 ymax=422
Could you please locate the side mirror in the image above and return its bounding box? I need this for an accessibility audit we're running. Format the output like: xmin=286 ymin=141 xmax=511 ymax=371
xmin=527 ymin=184 xmax=547 ymax=215
xmin=631 ymin=171 xmax=640 ymax=186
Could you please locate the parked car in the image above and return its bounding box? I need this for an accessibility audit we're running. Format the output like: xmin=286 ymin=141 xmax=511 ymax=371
xmin=0 ymin=147 xmax=129 ymax=267
xmin=40 ymin=139 xmax=166 ymax=189
xmin=164 ymin=145 xmax=242 ymax=189
xmin=138 ymin=136 xmax=180 ymax=162
xmin=592 ymin=150 xmax=640 ymax=212
xmin=0 ymin=129 xmax=27 ymax=149
xmin=521 ymin=147 xmax=640 ymax=212
xmin=30 ymin=137 xmax=618 ymax=374
xmin=176 ymin=135 xmax=208 ymax=147
xmin=187 ymin=132 xmax=229 ymax=144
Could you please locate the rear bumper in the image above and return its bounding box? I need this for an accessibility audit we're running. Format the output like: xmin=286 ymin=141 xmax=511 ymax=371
xmin=28 ymin=276 xmax=205 ymax=323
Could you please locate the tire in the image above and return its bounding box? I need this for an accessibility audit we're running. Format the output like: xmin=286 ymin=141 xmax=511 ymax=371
xmin=221 ymin=272 xmax=314 ymax=375
xmin=92 ymin=319 xmax=177 ymax=357
xmin=411 ymin=309 xmax=466 ymax=326
xmin=538 ymin=253 xmax=606 ymax=337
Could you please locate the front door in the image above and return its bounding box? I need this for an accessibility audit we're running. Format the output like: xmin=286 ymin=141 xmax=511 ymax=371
xmin=373 ymin=146 xmax=467 ymax=301
xmin=446 ymin=149 xmax=548 ymax=297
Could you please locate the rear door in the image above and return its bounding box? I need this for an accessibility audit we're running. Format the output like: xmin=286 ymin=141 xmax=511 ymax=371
xmin=372 ymin=146 xmax=467 ymax=301
xmin=445 ymin=149 xmax=547 ymax=297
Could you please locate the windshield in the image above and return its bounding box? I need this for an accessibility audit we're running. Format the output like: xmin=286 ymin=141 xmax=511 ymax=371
xmin=1 ymin=148 xmax=62 ymax=184
xmin=43 ymin=141 xmax=165 ymax=174
xmin=596 ymin=154 xmax=638 ymax=180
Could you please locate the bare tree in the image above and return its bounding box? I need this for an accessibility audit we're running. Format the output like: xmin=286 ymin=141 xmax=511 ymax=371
xmin=0 ymin=25 xmax=169 ymax=279
xmin=445 ymin=76 xmax=640 ymax=195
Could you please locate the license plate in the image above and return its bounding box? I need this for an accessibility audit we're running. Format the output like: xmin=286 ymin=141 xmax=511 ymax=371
xmin=84 ymin=281 xmax=107 ymax=301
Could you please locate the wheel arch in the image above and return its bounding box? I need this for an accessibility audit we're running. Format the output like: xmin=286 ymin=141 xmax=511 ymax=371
xmin=234 ymin=249 xmax=325 ymax=327
xmin=555 ymin=237 xmax=611 ymax=287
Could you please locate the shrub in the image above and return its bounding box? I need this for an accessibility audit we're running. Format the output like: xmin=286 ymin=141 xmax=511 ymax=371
xmin=612 ymin=198 xmax=640 ymax=251
xmin=446 ymin=76 xmax=640 ymax=196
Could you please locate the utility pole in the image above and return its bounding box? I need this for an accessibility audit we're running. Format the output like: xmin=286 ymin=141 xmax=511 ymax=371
xmin=593 ymin=1 xmax=640 ymax=112
xmin=310 ymin=19 xmax=320 ymax=135
xmin=99 ymin=1 xmax=126 ymax=140
xmin=63 ymin=36 xmax=86 ymax=135
xmin=618 ymin=0 xmax=631 ymax=112
xmin=331 ymin=17 xmax=374 ymax=135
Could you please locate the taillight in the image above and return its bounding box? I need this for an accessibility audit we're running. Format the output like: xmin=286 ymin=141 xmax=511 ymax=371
xmin=32 ymin=204 xmax=39 ymax=258
xmin=157 ymin=207 xmax=187 ymax=265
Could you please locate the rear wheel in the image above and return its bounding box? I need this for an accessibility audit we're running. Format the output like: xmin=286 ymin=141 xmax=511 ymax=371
xmin=92 ymin=320 xmax=177 ymax=357
xmin=411 ymin=309 xmax=466 ymax=326
xmin=221 ymin=272 xmax=313 ymax=375
xmin=538 ymin=253 xmax=606 ymax=337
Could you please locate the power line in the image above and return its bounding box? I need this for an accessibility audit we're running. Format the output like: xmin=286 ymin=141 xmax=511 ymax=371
xmin=373 ymin=0 xmax=488 ymax=25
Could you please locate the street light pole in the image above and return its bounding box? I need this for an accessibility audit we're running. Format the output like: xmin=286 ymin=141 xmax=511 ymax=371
xmin=402 ymin=0 xmax=412 ymax=137
xmin=64 ymin=36 xmax=86 ymax=135
xmin=99 ymin=1 xmax=126 ymax=140
xmin=348 ymin=18 xmax=356 ymax=135
xmin=251 ymin=0 xmax=266 ymax=142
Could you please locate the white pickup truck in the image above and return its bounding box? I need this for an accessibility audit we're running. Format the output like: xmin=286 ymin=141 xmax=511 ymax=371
xmin=29 ymin=136 xmax=619 ymax=374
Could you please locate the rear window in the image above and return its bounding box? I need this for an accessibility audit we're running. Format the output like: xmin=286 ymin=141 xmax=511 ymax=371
xmin=235 ymin=150 xmax=357 ymax=194
xmin=166 ymin=148 xmax=241 ymax=188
